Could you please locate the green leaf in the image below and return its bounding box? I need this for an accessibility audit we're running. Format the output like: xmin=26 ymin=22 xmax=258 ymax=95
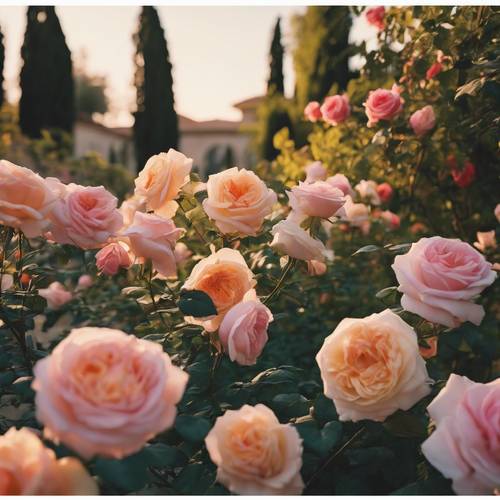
xmin=383 ymin=411 xmax=428 ymax=438
xmin=142 ymin=443 xmax=187 ymax=468
xmin=271 ymin=393 xmax=310 ymax=418
xmin=295 ymin=420 xmax=342 ymax=458
xmin=175 ymin=415 xmax=211 ymax=442
xmin=352 ymin=245 xmax=380 ymax=256
xmin=178 ymin=290 xmax=217 ymax=318
xmin=94 ymin=453 xmax=150 ymax=491
xmin=173 ymin=464 xmax=213 ymax=494
xmin=346 ymin=446 xmax=395 ymax=466
xmin=375 ymin=286 xmax=399 ymax=300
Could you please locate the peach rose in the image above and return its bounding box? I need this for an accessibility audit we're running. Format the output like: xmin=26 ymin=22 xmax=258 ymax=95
xmin=0 ymin=160 xmax=57 ymax=238
xmin=355 ymin=179 xmax=381 ymax=205
xmin=304 ymin=101 xmax=322 ymax=122
xmin=409 ymin=105 xmax=436 ymax=136
xmin=421 ymin=374 xmax=500 ymax=495
xmin=205 ymin=404 xmax=304 ymax=495
xmin=376 ymin=182 xmax=393 ymax=203
xmin=47 ymin=181 xmax=123 ymax=249
xmin=32 ymin=326 xmax=188 ymax=459
xmin=202 ymin=167 xmax=277 ymax=236
xmin=316 ymin=309 xmax=432 ymax=422
xmin=392 ymin=236 xmax=496 ymax=328
xmin=219 ymin=296 xmax=273 ymax=365
xmin=326 ymin=173 xmax=353 ymax=197
xmin=0 ymin=427 xmax=98 ymax=495
xmin=320 ymin=94 xmax=351 ymax=125
xmin=134 ymin=148 xmax=193 ymax=218
xmin=270 ymin=219 xmax=329 ymax=262
xmin=473 ymin=230 xmax=496 ymax=252
xmin=38 ymin=282 xmax=73 ymax=310
xmin=305 ymin=161 xmax=328 ymax=183
xmin=288 ymin=181 xmax=346 ymax=219
xmin=95 ymin=241 xmax=132 ymax=276
xmin=182 ymin=248 xmax=256 ymax=332
xmin=119 ymin=193 xmax=146 ymax=227
xmin=122 ymin=211 xmax=184 ymax=278
xmin=366 ymin=6 xmax=385 ymax=30
xmin=364 ymin=84 xmax=404 ymax=127
xmin=343 ymin=196 xmax=371 ymax=235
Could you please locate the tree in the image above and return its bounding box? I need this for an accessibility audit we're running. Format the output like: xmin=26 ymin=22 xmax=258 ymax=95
xmin=267 ymin=17 xmax=284 ymax=96
xmin=0 ymin=26 xmax=5 ymax=108
xmin=75 ymin=73 xmax=108 ymax=117
xmin=292 ymin=6 xmax=352 ymax=108
xmin=133 ymin=6 xmax=178 ymax=173
xmin=19 ymin=6 xmax=74 ymax=138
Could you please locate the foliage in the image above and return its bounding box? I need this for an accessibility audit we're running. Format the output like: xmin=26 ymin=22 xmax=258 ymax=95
xmin=19 ymin=6 xmax=74 ymax=138
xmin=75 ymin=72 xmax=109 ymax=117
xmin=267 ymin=17 xmax=285 ymax=96
xmin=0 ymin=26 xmax=4 ymax=109
xmin=133 ymin=6 xmax=178 ymax=173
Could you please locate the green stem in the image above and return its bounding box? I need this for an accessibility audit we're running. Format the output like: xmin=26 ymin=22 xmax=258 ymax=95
xmin=263 ymin=257 xmax=297 ymax=305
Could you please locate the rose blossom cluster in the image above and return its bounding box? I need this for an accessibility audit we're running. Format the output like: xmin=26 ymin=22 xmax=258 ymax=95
xmin=304 ymin=93 xmax=351 ymax=125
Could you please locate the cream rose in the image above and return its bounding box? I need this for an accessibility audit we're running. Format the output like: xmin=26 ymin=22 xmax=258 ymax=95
xmin=202 ymin=167 xmax=277 ymax=236
xmin=0 ymin=160 xmax=57 ymax=237
xmin=270 ymin=219 xmax=329 ymax=262
xmin=134 ymin=148 xmax=193 ymax=218
xmin=38 ymin=281 xmax=73 ymax=310
xmin=316 ymin=309 xmax=432 ymax=422
xmin=343 ymin=195 xmax=371 ymax=235
xmin=205 ymin=404 xmax=304 ymax=495
xmin=182 ymin=248 xmax=256 ymax=332
xmin=287 ymin=181 xmax=346 ymax=219
xmin=392 ymin=236 xmax=496 ymax=328
xmin=32 ymin=326 xmax=188 ymax=459
xmin=0 ymin=427 xmax=98 ymax=495
xmin=421 ymin=374 xmax=500 ymax=495
xmin=355 ymin=179 xmax=381 ymax=205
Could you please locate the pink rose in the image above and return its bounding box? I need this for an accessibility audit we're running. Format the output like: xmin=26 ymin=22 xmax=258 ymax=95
xmin=343 ymin=196 xmax=371 ymax=235
xmin=421 ymin=374 xmax=500 ymax=495
xmin=134 ymin=148 xmax=193 ymax=218
xmin=379 ymin=210 xmax=400 ymax=230
xmin=364 ymin=84 xmax=404 ymax=127
xmin=304 ymin=101 xmax=322 ymax=122
xmin=205 ymin=404 xmax=304 ymax=495
xmin=495 ymin=204 xmax=500 ymax=222
xmin=174 ymin=242 xmax=193 ymax=265
xmin=451 ymin=160 xmax=476 ymax=188
xmin=95 ymin=241 xmax=132 ymax=276
xmin=326 ymin=173 xmax=353 ymax=197
xmin=320 ymin=94 xmax=351 ymax=125
xmin=392 ymin=236 xmax=496 ymax=328
xmin=316 ymin=309 xmax=431 ymax=422
xmin=365 ymin=6 xmax=385 ymax=30
xmin=409 ymin=105 xmax=436 ymax=136
xmin=32 ymin=326 xmax=188 ymax=459
xmin=77 ymin=274 xmax=93 ymax=289
xmin=474 ymin=230 xmax=497 ymax=253
xmin=307 ymin=259 xmax=328 ymax=276
xmin=38 ymin=282 xmax=73 ymax=310
xmin=219 ymin=297 xmax=273 ymax=365
xmin=0 ymin=427 xmax=98 ymax=495
xmin=0 ymin=160 xmax=57 ymax=238
xmin=119 ymin=193 xmax=146 ymax=227
xmin=47 ymin=181 xmax=123 ymax=249
xmin=202 ymin=167 xmax=277 ymax=236
xmin=355 ymin=179 xmax=381 ymax=205
xmin=376 ymin=182 xmax=393 ymax=203
xmin=305 ymin=161 xmax=328 ymax=183
xmin=426 ymin=61 xmax=443 ymax=80
xmin=122 ymin=212 xmax=184 ymax=278
xmin=287 ymin=181 xmax=346 ymax=219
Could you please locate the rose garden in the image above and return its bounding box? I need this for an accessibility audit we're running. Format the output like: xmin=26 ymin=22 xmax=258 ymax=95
xmin=0 ymin=5 xmax=499 ymax=497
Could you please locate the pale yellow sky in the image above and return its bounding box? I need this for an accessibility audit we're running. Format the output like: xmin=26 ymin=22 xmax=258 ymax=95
xmin=0 ymin=6 xmax=375 ymax=127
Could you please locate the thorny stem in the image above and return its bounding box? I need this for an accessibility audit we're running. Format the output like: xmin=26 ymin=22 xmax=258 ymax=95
xmin=146 ymin=264 xmax=170 ymax=333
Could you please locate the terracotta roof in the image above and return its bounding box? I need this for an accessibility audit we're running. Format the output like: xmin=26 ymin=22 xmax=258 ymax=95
xmin=232 ymin=95 xmax=265 ymax=110
xmin=75 ymin=114 xmax=132 ymax=138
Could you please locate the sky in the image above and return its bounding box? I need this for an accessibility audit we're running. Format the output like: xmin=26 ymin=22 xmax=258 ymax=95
xmin=0 ymin=6 xmax=375 ymax=127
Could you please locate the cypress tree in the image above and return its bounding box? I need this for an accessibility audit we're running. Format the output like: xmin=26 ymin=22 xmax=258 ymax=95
xmin=19 ymin=6 xmax=74 ymax=138
xmin=0 ymin=26 xmax=4 ymax=108
xmin=133 ymin=6 xmax=178 ymax=173
xmin=267 ymin=17 xmax=284 ymax=96
xmin=293 ymin=6 xmax=352 ymax=108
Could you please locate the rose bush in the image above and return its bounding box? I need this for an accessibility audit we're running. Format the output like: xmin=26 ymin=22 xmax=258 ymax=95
xmin=0 ymin=5 xmax=498 ymax=497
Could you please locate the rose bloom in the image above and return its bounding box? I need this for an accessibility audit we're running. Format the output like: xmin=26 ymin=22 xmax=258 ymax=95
xmin=376 ymin=182 xmax=393 ymax=203
xmin=77 ymin=274 xmax=93 ymax=289
xmin=495 ymin=204 xmax=500 ymax=222
xmin=119 ymin=193 xmax=146 ymax=227
xmin=32 ymin=326 xmax=188 ymax=459
xmin=316 ymin=309 xmax=431 ymax=422
xmin=219 ymin=295 xmax=273 ymax=366
xmin=392 ymin=236 xmax=496 ymax=328
xmin=0 ymin=160 xmax=57 ymax=238
xmin=270 ymin=219 xmax=329 ymax=262
xmin=451 ymin=160 xmax=476 ymax=188
xmin=364 ymin=84 xmax=404 ymax=127
xmin=0 ymin=427 xmax=98 ymax=495
xmin=419 ymin=336 xmax=438 ymax=359
xmin=366 ymin=6 xmax=385 ymax=30
xmin=409 ymin=105 xmax=436 ymax=136
xmin=183 ymin=248 xmax=256 ymax=332
xmin=355 ymin=179 xmax=381 ymax=205
xmin=47 ymin=181 xmax=123 ymax=249
xmin=426 ymin=61 xmax=443 ymax=80
xmin=307 ymin=259 xmax=328 ymax=276
xmin=343 ymin=196 xmax=371 ymax=235
xmin=205 ymin=404 xmax=304 ymax=495
xmin=38 ymin=282 xmax=73 ymax=310
xmin=288 ymin=180 xmax=346 ymax=219
xmin=134 ymin=148 xmax=193 ymax=218
xmin=95 ymin=241 xmax=132 ymax=276
xmin=174 ymin=242 xmax=193 ymax=265
xmin=202 ymin=167 xmax=276 ymax=236
xmin=320 ymin=94 xmax=351 ymax=125
xmin=326 ymin=173 xmax=354 ymax=197
xmin=379 ymin=210 xmax=400 ymax=230
xmin=122 ymin=211 xmax=184 ymax=278
xmin=421 ymin=374 xmax=500 ymax=495
xmin=304 ymin=101 xmax=322 ymax=122
xmin=474 ymin=230 xmax=497 ymax=253
xmin=305 ymin=161 xmax=328 ymax=183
